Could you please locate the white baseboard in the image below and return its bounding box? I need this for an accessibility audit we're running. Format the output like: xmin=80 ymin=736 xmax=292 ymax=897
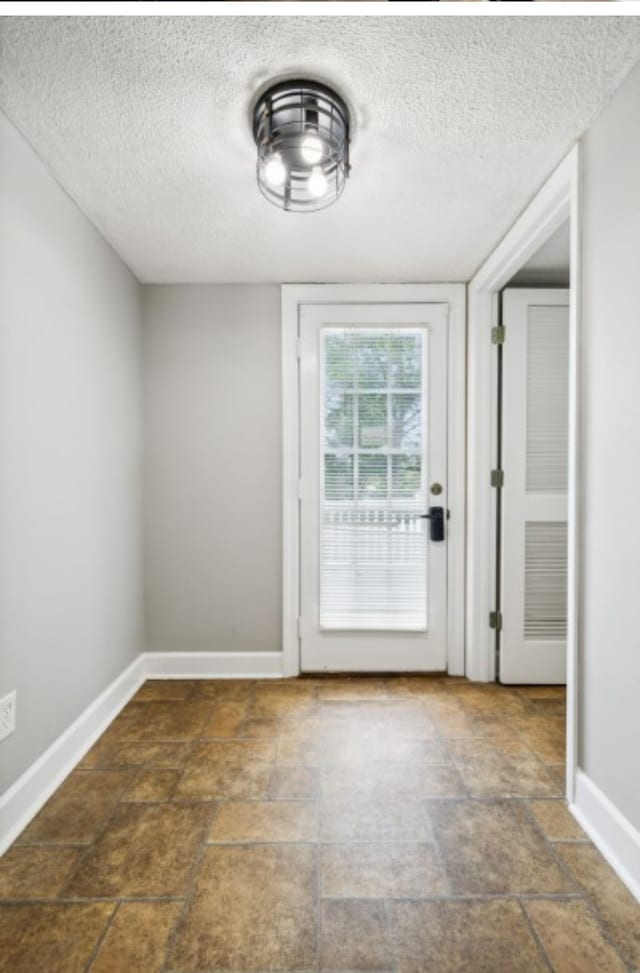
xmin=142 ymin=650 xmax=284 ymax=679
xmin=570 ymin=768 xmax=640 ymax=903
xmin=0 ymin=651 xmax=287 ymax=854
xmin=0 ymin=655 xmax=144 ymax=856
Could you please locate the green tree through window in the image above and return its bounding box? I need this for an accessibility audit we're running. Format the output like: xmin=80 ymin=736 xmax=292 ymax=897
xmin=323 ymin=330 xmax=423 ymax=502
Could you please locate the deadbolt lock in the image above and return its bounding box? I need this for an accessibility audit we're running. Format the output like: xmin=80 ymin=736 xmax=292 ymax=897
xmin=430 ymin=482 xmax=443 ymax=496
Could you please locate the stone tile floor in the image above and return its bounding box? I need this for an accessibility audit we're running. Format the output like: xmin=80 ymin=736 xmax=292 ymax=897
xmin=1 ymin=676 xmax=638 ymax=971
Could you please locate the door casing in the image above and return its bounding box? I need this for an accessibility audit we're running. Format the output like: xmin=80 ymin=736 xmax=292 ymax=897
xmin=465 ymin=145 xmax=581 ymax=803
xmin=281 ymin=283 xmax=466 ymax=678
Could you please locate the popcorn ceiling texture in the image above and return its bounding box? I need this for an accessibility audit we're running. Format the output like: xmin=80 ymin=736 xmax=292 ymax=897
xmin=1 ymin=16 xmax=639 ymax=283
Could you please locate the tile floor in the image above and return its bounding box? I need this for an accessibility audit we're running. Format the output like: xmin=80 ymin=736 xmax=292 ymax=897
xmin=1 ymin=676 xmax=638 ymax=972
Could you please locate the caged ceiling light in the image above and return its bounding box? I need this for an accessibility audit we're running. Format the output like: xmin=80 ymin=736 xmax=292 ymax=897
xmin=252 ymin=79 xmax=350 ymax=213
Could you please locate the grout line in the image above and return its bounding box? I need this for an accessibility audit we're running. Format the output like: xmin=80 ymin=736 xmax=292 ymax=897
xmin=315 ymin=891 xmax=586 ymax=903
xmin=550 ymin=837 xmax=591 ymax=844
xmin=382 ymin=897 xmax=399 ymax=973
xmin=0 ymin=890 xmax=591 ymax=907
xmin=578 ymin=894 xmax=638 ymax=971
xmin=55 ymin=771 xmax=139 ymax=898
xmin=520 ymin=799 xmax=582 ymax=893
xmin=81 ymin=900 xmax=120 ymax=973
xmin=314 ymin=838 xmax=322 ymax=970
xmin=424 ymin=799 xmax=454 ymax=895
xmin=159 ymin=801 xmax=220 ymax=973
xmin=517 ymin=897 xmax=555 ymax=972
xmin=166 ymin=733 xmax=205 ymax=809
xmin=542 ymin=854 xmax=638 ymax=971
xmin=0 ymin=895 xmax=190 ymax=905
xmin=11 ymin=840 xmax=93 ymax=848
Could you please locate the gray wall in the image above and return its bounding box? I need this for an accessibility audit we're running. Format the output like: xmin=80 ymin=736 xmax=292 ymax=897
xmin=142 ymin=285 xmax=282 ymax=653
xmin=579 ymin=60 xmax=640 ymax=829
xmin=0 ymin=113 xmax=142 ymax=792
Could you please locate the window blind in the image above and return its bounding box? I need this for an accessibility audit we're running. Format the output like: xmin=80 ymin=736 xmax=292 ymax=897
xmin=319 ymin=328 xmax=428 ymax=631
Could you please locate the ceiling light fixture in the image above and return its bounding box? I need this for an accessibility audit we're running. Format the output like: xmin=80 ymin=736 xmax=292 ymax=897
xmin=253 ymin=79 xmax=350 ymax=213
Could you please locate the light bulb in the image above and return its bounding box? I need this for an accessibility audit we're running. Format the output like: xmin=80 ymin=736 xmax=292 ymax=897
xmin=307 ymin=166 xmax=328 ymax=199
xmin=263 ymin=153 xmax=286 ymax=188
xmin=301 ymin=135 xmax=323 ymax=165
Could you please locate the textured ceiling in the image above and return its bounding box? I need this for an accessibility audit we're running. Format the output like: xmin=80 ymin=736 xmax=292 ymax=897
xmin=2 ymin=16 xmax=640 ymax=283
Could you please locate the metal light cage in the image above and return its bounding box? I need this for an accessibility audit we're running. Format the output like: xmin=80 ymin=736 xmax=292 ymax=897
xmin=253 ymin=79 xmax=350 ymax=213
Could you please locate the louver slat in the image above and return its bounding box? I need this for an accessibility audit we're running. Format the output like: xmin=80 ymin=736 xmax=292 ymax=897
xmin=524 ymin=522 xmax=568 ymax=640
xmin=526 ymin=306 xmax=569 ymax=493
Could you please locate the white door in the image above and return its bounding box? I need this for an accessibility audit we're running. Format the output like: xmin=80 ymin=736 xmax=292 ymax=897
xmin=299 ymin=303 xmax=449 ymax=672
xmin=501 ymin=289 xmax=569 ymax=684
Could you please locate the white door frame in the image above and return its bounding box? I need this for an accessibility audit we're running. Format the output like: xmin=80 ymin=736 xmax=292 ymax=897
xmin=466 ymin=145 xmax=581 ymax=802
xmin=282 ymin=283 xmax=466 ymax=678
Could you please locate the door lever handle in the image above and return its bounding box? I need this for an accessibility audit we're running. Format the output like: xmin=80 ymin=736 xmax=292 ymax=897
xmin=419 ymin=506 xmax=447 ymax=541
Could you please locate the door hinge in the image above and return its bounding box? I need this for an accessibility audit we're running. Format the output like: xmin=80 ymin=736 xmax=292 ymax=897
xmin=491 ymin=326 xmax=505 ymax=345
xmin=490 ymin=468 xmax=504 ymax=488
xmin=489 ymin=611 xmax=503 ymax=631
xmin=296 ymin=337 xmax=302 ymax=359
xmin=297 ymin=616 xmax=302 ymax=638
xmin=297 ymin=479 xmax=303 ymax=501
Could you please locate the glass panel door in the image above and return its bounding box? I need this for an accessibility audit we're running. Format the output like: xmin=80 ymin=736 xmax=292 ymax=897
xmin=299 ymin=303 xmax=449 ymax=673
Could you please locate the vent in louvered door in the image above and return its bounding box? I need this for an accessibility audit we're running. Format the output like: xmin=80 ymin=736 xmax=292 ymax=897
xmin=524 ymin=522 xmax=568 ymax=640
xmin=526 ymin=306 xmax=569 ymax=493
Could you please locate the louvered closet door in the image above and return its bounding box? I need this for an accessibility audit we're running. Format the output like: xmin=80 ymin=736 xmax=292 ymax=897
xmin=299 ymin=303 xmax=449 ymax=672
xmin=501 ymin=289 xmax=569 ymax=684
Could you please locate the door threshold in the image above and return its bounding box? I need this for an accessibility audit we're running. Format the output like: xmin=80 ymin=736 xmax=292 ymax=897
xmin=298 ymin=670 xmax=449 ymax=678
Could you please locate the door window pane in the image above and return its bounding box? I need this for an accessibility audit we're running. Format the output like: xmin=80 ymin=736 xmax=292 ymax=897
xmin=325 ymin=392 xmax=354 ymax=449
xmin=324 ymin=454 xmax=354 ymax=501
xmin=392 ymin=454 xmax=422 ymax=499
xmin=390 ymin=335 xmax=422 ymax=388
xmin=356 ymin=334 xmax=387 ymax=388
xmin=358 ymin=394 xmax=387 ymax=449
xmin=325 ymin=333 xmax=355 ymax=388
xmin=320 ymin=328 xmax=428 ymax=631
xmin=358 ymin=454 xmax=388 ymax=499
xmin=392 ymin=393 xmax=421 ymax=450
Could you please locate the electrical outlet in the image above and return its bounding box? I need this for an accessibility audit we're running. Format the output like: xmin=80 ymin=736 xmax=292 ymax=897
xmin=0 ymin=691 xmax=16 ymax=742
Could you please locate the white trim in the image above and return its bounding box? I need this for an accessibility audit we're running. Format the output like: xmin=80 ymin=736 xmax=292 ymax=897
xmin=282 ymin=283 xmax=466 ymax=677
xmin=566 ymin=146 xmax=581 ymax=806
xmin=444 ymin=285 xmax=467 ymax=676
xmin=282 ymin=286 xmax=302 ymax=677
xmin=143 ymin=651 xmax=284 ymax=679
xmin=571 ymin=770 xmax=640 ymax=903
xmin=0 ymin=655 xmax=144 ymax=855
xmin=466 ymin=145 xmax=580 ymax=804
xmin=0 ymin=650 xmax=287 ymax=851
